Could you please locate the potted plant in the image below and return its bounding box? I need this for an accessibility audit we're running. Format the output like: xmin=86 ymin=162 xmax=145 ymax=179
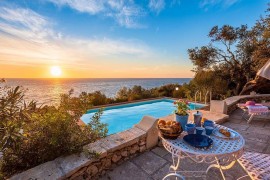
xmin=174 ymin=99 xmax=190 ymax=130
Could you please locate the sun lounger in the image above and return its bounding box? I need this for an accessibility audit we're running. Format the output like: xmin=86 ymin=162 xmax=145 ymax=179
xmin=237 ymin=103 xmax=269 ymax=123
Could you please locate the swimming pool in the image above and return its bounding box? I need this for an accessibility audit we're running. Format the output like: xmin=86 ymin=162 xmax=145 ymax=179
xmin=81 ymin=99 xmax=205 ymax=135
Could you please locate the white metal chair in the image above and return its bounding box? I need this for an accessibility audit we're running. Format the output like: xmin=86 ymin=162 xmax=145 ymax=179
xmin=238 ymin=151 xmax=270 ymax=180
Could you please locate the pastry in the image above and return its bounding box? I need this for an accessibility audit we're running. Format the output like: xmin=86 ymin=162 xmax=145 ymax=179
xmin=219 ymin=129 xmax=231 ymax=137
xmin=174 ymin=122 xmax=180 ymax=127
xmin=166 ymin=120 xmax=173 ymax=126
xmin=158 ymin=119 xmax=166 ymax=126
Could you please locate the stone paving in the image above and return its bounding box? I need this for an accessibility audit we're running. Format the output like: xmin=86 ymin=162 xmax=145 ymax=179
xmin=101 ymin=109 xmax=270 ymax=180
xmin=223 ymin=109 xmax=270 ymax=154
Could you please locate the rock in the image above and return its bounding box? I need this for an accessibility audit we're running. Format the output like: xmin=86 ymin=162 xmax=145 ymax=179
xmin=101 ymin=170 xmax=106 ymax=176
xmin=139 ymin=145 xmax=146 ymax=152
xmin=107 ymin=152 xmax=113 ymax=156
xmin=69 ymin=167 xmax=86 ymax=180
xmin=69 ymin=167 xmax=87 ymax=180
xmin=139 ymin=140 xmax=146 ymax=146
xmin=86 ymin=165 xmax=98 ymax=176
xmin=130 ymin=144 xmax=139 ymax=154
xmin=94 ymin=162 xmax=102 ymax=169
xmin=70 ymin=174 xmax=85 ymax=180
xmin=121 ymin=150 xmax=128 ymax=157
xmin=112 ymin=154 xmax=121 ymax=163
xmin=103 ymin=158 xmax=111 ymax=168
xmin=134 ymin=144 xmax=139 ymax=150
xmin=130 ymin=149 xmax=136 ymax=154
xmin=115 ymin=151 xmax=121 ymax=156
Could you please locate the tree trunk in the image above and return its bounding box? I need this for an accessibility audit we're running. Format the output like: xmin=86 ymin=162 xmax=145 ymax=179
xmin=240 ymin=76 xmax=270 ymax=95
xmin=235 ymin=82 xmax=242 ymax=95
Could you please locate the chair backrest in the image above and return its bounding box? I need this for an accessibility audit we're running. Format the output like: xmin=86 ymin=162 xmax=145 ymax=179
xmin=210 ymin=100 xmax=228 ymax=114
xmin=239 ymin=151 xmax=270 ymax=180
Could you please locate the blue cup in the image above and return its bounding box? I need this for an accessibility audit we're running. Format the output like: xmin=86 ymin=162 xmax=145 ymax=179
xmin=205 ymin=126 xmax=214 ymax=135
xmin=204 ymin=120 xmax=214 ymax=127
xmin=185 ymin=123 xmax=195 ymax=134
xmin=196 ymin=127 xmax=204 ymax=135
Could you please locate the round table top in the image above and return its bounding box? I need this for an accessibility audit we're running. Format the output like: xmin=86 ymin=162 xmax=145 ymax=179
xmin=161 ymin=124 xmax=245 ymax=157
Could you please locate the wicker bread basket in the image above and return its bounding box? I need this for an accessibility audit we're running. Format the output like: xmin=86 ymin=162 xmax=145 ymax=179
xmin=158 ymin=125 xmax=183 ymax=140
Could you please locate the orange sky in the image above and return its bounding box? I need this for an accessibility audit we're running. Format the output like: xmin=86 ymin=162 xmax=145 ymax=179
xmin=0 ymin=0 xmax=266 ymax=78
xmin=0 ymin=63 xmax=194 ymax=78
xmin=0 ymin=4 xmax=196 ymax=78
xmin=0 ymin=25 xmax=194 ymax=78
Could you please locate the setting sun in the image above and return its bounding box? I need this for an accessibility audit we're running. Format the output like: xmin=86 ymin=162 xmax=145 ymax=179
xmin=50 ymin=66 xmax=62 ymax=77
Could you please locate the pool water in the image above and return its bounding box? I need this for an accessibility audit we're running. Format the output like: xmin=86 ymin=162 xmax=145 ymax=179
xmin=81 ymin=99 xmax=205 ymax=135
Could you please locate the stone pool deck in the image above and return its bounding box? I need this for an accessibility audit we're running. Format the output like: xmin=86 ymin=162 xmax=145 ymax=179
xmin=101 ymin=109 xmax=270 ymax=180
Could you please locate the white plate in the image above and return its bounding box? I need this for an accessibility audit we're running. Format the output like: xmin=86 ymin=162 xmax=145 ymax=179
xmin=212 ymin=128 xmax=239 ymax=139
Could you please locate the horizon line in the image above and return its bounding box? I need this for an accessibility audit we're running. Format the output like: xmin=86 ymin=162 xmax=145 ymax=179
xmin=3 ymin=77 xmax=193 ymax=79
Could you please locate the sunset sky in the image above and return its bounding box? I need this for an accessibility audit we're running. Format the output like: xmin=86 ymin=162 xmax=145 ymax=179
xmin=0 ymin=0 xmax=268 ymax=78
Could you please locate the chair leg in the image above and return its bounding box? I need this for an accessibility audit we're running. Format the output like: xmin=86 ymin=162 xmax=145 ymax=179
xmin=237 ymin=159 xmax=253 ymax=180
xmin=240 ymin=109 xmax=249 ymax=121
xmin=247 ymin=114 xmax=255 ymax=124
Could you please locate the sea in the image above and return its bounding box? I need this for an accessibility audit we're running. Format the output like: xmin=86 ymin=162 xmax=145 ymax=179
xmin=3 ymin=78 xmax=191 ymax=105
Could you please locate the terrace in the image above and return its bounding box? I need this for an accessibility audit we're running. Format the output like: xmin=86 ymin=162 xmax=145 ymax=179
xmin=101 ymin=108 xmax=270 ymax=180
xmin=10 ymin=94 xmax=270 ymax=180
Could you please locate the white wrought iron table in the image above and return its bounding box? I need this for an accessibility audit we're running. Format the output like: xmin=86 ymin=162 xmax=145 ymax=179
xmin=160 ymin=124 xmax=245 ymax=180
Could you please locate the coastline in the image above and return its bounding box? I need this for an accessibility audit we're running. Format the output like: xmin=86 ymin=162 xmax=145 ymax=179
xmin=3 ymin=78 xmax=192 ymax=105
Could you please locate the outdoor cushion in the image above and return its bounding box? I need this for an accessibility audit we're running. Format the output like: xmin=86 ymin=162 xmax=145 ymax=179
xmin=245 ymin=101 xmax=256 ymax=106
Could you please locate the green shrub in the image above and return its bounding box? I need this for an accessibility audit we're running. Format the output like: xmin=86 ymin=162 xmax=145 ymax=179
xmin=0 ymin=86 xmax=107 ymax=177
xmin=116 ymin=87 xmax=130 ymax=101
xmin=116 ymin=84 xmax=182 ymax=101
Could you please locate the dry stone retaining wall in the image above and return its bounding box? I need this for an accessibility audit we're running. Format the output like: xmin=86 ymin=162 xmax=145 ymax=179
xmin=68 ymin=136 xmax=147 ymax=180
xmin=10 ymin=116 xmax=158 ymax=180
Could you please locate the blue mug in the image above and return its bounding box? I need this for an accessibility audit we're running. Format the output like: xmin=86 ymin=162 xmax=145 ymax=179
xmin=185 ymin=123 xmax=195 ymax=134
xmin=204 ymin=120 xmax=214 ymax=127
xmin=196 ymin=127 xmax=204 ymax=135
xmin=205 ymin=126 xmax=214 ymax=135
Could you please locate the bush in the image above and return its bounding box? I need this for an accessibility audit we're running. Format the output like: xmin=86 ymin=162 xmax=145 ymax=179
xmin=116 ymin=84 xmax=183 ymax=102
xmin=155 ymin=84 xmax=179 ymax=97
xmin=116 ymin=87 xmax=130 ymax=101
xmin=116 ymin=86 xmax=156 ymax=101
xmin=0 ymin=86 xmax=107 ymax=177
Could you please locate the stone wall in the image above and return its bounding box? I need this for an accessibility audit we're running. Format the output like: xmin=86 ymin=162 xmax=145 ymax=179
xmin=225 ymin=94 xmax=270 ymax=114
xmin=10 ymin=116 xmax=158 ymax=180
xmin=68 ymin=137 xmax=147 ymax=180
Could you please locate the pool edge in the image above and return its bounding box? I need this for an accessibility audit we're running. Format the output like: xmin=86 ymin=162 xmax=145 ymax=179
xmin=85 ymin=97 xmax=206 ymax=113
